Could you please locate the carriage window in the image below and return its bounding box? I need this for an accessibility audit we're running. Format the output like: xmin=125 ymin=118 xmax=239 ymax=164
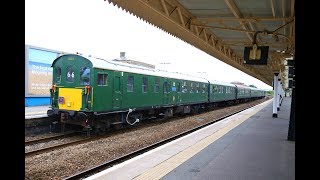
xmin=176 ymin=82 xmax=181 ymax=92
xmin=154 ymin=77 xmax=160 ymax=93
xmin=97 ymin=73 xmax=108 ymax=86
xmin=163 ymin=82 xmax=170 ymax=93
xmin=182 ymin=81 xmax=187 ymax=93
xmin=202 ymin=84 xmax=206 ymax=93
xmin=127 ymin=75 xmax=134 ymax=92
xmin=213 ymin=85 xmax=218 ymax=93
xmin=66 ymin=66 xmax=74 ymax=82
xmin=55 ymin=67 xmax=61 ymax=83
xmin=80 ymin=67 xmax=90 ymax=85
xmin=142 ymin=77 xmax=148 ymax=93
xmin=196 ymin=83 xmax=200 ymax=93
xmin=190 ymin=82 xmax=194 ymax=93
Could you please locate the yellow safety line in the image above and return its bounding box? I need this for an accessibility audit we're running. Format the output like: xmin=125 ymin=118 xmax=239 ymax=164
xmin=133 ymin=99 xmax=272 ymax=180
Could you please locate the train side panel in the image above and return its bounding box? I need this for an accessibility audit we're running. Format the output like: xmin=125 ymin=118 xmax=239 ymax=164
xmin=209 ymin=83 xmax=236 ymax=102
xmin=121 ymin=72 xmax=163 ymax=109
xmin=91 ymin=68 xmax=114 ymax=112
xmin=180 ymin=80 xmax=208 ymax=104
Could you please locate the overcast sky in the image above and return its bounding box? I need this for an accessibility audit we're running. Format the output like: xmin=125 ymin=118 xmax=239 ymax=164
xmin=25 ymin=0 xmax=272 ymax=90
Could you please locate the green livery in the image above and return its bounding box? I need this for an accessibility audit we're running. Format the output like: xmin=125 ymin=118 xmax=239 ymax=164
xmin=48 ymin=54 xmax=266 ymax=133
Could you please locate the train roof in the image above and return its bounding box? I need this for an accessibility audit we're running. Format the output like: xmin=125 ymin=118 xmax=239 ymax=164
xmin=249 ymin=87 xmax=267 ymax=91
xmin=56 ymin=54 xmax=208 ymax=83
xmin=234 ymin=84 xmax=265 ymax=91
xmin=207 ymin=79 xmax=237 ymax=87
xmin=233 ymin=84 xmax=251 ymax=89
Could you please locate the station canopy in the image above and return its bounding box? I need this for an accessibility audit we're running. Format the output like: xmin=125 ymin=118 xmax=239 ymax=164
xmin=106 ymin=0 xmax=295 ymax=86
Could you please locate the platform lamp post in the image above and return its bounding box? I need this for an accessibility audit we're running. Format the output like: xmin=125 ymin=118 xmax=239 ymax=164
xmin=272 ymin=72 xmax=279 ymax=118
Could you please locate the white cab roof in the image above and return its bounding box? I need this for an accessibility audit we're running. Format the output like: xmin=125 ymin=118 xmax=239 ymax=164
xmin=70 ymin=54 xmax=209 ymax=83
xmin=207 ymin=79 xmax=237 ymax=87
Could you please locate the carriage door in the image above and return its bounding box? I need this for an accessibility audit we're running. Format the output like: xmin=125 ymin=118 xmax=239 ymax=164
xmin=163 ymin=80 xmax=169 ymax=105
xmin=171 ymin=81 xmax=178 ymax=104
xmin=175 ymin=81 xmax=181 ymax=104
xmin=113 ymin=71 xmax=123 ymax=109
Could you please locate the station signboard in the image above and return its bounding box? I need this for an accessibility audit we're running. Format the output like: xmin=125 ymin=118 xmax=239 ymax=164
xmin=243 ymin=46 xmax=269 ymax=65
xmin=26 ymin=45 xmax=62 ymax=97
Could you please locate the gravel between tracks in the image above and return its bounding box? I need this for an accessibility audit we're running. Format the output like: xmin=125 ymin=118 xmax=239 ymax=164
xmin=25 ymin=98 xmax=270 ymax=179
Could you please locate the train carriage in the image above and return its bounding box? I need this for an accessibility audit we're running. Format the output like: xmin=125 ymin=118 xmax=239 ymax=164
xmin=48 ymin=53 xmax=266 ymax=134
xmin=234 ymin=84 xmax=252 ymax=102
xmin=249 ymin=87 xmax=260 ymax=99
xmin=48 ymin=54 xmax=209 ymax=132
xmin=208 ymin=80 xmax=237 ymax=103
xmin=249 ymin=87 xmax=267 ymax=99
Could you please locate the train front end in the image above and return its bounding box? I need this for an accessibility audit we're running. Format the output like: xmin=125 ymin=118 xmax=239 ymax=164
xmin=47 ymin=54 xmax=93 ymax=129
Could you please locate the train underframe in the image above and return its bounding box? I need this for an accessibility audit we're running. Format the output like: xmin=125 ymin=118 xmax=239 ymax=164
xmin=48 ymin=96 xmax=264 ymax=135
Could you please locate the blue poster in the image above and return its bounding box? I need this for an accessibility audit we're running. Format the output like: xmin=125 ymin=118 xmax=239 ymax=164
xmin=27 ymin=48 xmax=58 ymax=96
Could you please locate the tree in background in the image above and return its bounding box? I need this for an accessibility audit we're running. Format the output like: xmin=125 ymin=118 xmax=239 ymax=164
xmin=248 ymin=85 xmax=257 ymax=88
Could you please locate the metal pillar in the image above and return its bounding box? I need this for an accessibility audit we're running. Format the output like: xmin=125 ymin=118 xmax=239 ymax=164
xmin=272 ymin=73 xmax=279 ymax=118
xmin=279 ymin=82 xmax=283 ymax=106
xmin=277 ymin=79 xmax=281 ymax=111
xmin=287 ymin=86 xmax=295 ymax=141
xmin=280 ymin=82 xmax=285 ymax=106
xmin=287 ymin=56 xmax=295 ymax=141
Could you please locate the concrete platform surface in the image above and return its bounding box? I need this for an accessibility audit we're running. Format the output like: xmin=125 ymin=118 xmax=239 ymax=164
xmin=85 ymin=97 xmax=294 ymax=180
xmin=25 ymin=105 xmax=50 ymax=119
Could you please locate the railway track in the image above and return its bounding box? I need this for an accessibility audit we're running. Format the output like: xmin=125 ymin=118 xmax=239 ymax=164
xmin=63 ymin=103 xmax=257 ymax=179
xmin=25 ymin=120 xmax=170 ymax=157
xmin=25 ymin=127 xmax=144 ymax=157
xmin=25 ymin=131 xmax=77 ymax=146
xmin=25 ymin=136 xmax=91 ymax=157
xmin=25 ymin=106 xmax=217 ymax=158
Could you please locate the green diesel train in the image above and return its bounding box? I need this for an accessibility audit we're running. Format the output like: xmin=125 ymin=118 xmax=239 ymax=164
xmin=47 ymin=54 xmax=266 ymax=134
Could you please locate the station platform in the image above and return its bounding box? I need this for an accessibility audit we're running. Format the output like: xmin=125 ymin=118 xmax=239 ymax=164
xmin=85 ymin=97 xmax=295 ymax=180
xmin=25 ymin=105 xmax=50 ymax=119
